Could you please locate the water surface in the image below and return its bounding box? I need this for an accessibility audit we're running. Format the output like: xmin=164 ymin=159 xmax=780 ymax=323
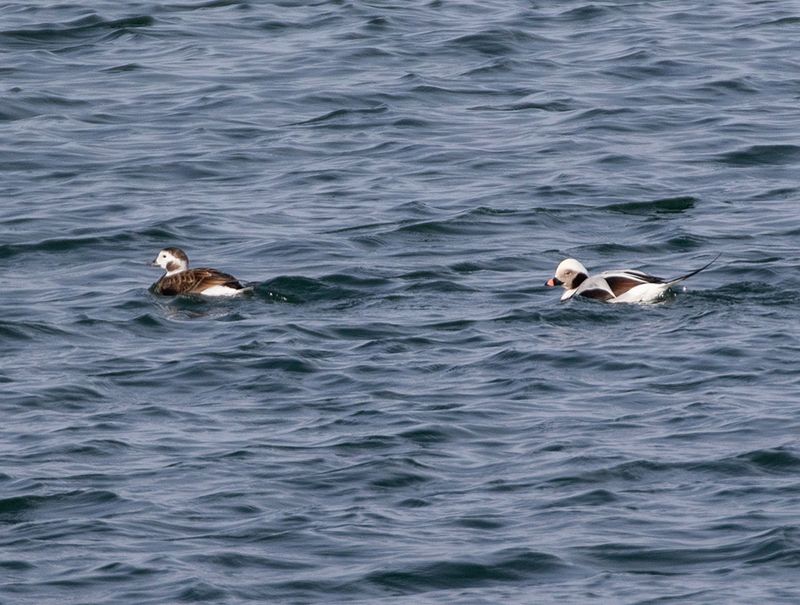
xmin=3 ymin=1 xmax=800 ymax=603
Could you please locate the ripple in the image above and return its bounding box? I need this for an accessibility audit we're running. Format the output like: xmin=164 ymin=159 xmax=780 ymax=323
xmin=717 ymin=145 xmax=800 ymax=166
xmin=3 ymin=1 xmax=800 ymax=603
xmin=0 ymin=15 xmax=155 ymax=45
xmin=0 ymin=490 xmax=126 ymax=525
xmin=603 ymin=196 xmax=697 ymax=215
xmin=365 ymin=549 xmax=581 ymax=592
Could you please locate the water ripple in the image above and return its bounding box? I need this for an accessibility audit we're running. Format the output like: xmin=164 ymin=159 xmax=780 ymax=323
xmin=2 ymin=1 xmax=800 ymax=603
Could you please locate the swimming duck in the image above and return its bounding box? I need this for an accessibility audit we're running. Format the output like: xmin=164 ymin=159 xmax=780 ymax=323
xmin=150 ymin=247 xmax=247 ymax=296
xmin=546 ymin=255 xmax=718 ymax=303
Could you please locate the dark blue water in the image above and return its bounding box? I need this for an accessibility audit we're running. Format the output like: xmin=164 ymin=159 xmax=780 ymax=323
xmin=3 ymin=1 xmax=800 ymax=603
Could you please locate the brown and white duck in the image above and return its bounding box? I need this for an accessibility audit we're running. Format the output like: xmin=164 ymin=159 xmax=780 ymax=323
xmin=150 ymin=247 xmax=247 ymax=297
xmin=546 ymin=255 xmax=719 ymax=304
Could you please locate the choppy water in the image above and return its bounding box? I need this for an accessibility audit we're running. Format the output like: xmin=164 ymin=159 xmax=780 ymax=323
xmin=3 ymin=1 xmax=800 ymax=603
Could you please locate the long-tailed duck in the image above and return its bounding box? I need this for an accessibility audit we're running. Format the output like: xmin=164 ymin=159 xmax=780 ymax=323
xmin=546 ymin=255 xmax=719 ymax=303
xmin=150 ymin=247 xmax=247 ymax=296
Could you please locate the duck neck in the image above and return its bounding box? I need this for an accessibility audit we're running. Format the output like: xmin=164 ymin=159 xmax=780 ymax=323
xmin=164 ymin=260 xmax=187 ymax=277
xmin=571 ymin=272 xmax=588 ymax=288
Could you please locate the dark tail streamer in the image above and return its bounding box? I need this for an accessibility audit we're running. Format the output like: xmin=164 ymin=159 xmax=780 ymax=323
xmin=667 ymin=253 xmax=721 ymax=284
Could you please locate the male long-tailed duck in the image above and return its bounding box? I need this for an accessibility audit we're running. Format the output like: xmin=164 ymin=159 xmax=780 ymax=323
xmin=546 ymin=255 xmax=719 ymax=303
xmin=150 ymin=247 xmax=247 ymax=296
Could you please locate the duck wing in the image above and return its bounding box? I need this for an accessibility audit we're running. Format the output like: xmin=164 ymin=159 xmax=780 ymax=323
xmin=599 ymin=269 xmax=665 ymax=297
xmin=155 ymin=268 xmax=243 ymax=295
xmin=569 ymin=275 xmax=616 ymax=301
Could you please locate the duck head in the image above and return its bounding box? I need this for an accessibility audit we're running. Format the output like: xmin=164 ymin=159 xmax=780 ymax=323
xmin=151 ymin=247 xmax=189 ymax=276
xmin=546 ymin=258 xmax=589 ymax=290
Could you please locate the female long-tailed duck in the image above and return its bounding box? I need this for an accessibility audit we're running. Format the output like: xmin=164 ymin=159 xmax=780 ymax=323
xmin=150 ymin=247 xmax=247 ymax=296
xmin=546 ymin=255 xmax=719 ymax=304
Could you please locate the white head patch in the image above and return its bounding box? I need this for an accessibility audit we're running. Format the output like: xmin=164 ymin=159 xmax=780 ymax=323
xmin=555 ymin=258 xmax=589 ymax=289
xmin=154 ymin=249 xmax=188 ymax=275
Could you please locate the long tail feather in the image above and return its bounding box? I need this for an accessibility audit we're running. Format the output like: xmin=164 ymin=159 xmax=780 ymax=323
xmin=667 ymin=253 xmax=721 ymax=284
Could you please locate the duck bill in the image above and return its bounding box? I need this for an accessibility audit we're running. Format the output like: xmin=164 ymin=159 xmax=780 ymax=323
xmin=546 ymin=277 xmax=562 ymax=287
xmin=149 ymin=257 xmax=160 ymax=267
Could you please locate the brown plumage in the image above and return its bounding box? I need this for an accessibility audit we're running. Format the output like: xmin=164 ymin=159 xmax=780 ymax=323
xmin=152 ymin=267 xmax=245 ymax=295
xmin=150 ymin=247 xmax=246 ymax=296
xmin=604 ymin=274 xmax=663 ymax=297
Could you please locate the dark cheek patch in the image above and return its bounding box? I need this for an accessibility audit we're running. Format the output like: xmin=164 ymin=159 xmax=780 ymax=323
xmin=166 ymin=261 xmax=179 ymax=272
xmin=571 ymin=272 xmax=588 ymax=288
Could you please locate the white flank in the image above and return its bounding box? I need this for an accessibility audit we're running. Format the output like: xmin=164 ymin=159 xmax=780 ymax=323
xmin=200 ymin=285 xmax=243 ymax=297
xmin=609 ymin=282 xmax=672 ymax=304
